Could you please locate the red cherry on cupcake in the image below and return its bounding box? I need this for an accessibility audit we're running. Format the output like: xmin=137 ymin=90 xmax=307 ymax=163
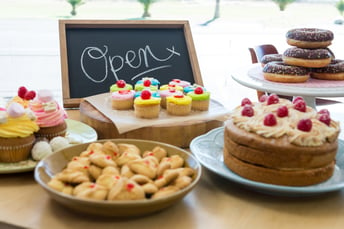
xmin=141 ymin=90 xmax=151 ymax=99
xmin=264 ymin=113 xmax=277 ymax=126
xmin=194 ymin=87 xmax=204 ymax=94
xmin=294 ymin=100 xmax=306 ymax=112
xmin=241 ymin=105 xmax=254 ymax=117
xmin=319 ymin=114 xmax=331 ymax=126
xmin=143 ymin=79 xmax=151 ymax=87
xmin=297 ymin=119 xmax=312 ymax=132
xmin=24 ymin=90 xmax=36 ymax=100
xmin=241 ymin=98 xmax=252 ymax=106
xmin=277 ymin=105 xmax=288 ymax=117
xmin=266 ymin=94 xmax=279 ymax=105
xmin=17 ymin=86 xmax=28 ymax=99
xmin=116 ymin=80 xmax=126 ymax=88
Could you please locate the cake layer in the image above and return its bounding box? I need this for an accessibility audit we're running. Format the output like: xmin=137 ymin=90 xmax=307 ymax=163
xmin=223 ymin=150 xmax=335 ymax=186
xmin=224 ymin=121 xmax=337 ymax=169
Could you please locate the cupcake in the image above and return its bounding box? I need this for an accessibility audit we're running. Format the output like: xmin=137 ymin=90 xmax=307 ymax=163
xmin=111 ymin=90 xmax=135 ymax=110
xmin=134 ymin=77 xmax=160 ymax=91
xmin=159 ymin=88 xmax=179 ymax=109
xmin=134 ymin=90 xmax=161 ymax=119
xmin=0 ymin=102 xmax=39 ymax=162
xmin=110 ymin=80 xmax=133 ymax=93
xmin=187 ymin=86 xmax=210 ymax=111
xmin=166 ymin=93 xmax=192 ymax=116
xmin=169 ymin=79 xmax=191 ymax=88
xmin=159 ymin=84 xmax=183 ymax=92
xmin=183 ymin=84 xmax=203 ymax=94
xmin=29 ymin=90 xmax=68 ymax=140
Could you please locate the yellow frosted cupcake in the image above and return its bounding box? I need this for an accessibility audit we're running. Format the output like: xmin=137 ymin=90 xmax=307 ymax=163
xmin=187 ymin=86 xmax=210 ymax=111
xmin=134 ymin=90 xmax=161 ymax=119
xmin=0 ymin=102 xmax=39 ymax=162
xmin=166 ymin=93 xmax=192 ymax=116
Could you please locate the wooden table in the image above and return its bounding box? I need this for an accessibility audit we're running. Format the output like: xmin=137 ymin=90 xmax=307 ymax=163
xmin=1 ymin=109 xmax=344 ymax=229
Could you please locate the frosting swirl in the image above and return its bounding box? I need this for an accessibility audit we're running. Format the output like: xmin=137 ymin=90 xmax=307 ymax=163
xmin=231 ymin=97 xmax=340 ymax=146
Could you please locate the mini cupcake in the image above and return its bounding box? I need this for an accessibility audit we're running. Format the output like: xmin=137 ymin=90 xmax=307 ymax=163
xmin=169 ymin=79 xmax=191 ymax=88
xmin=166 ymin=93 xmax=192 ymax=116
xmin=159 ymin=84 xmax=183 ymax=92
xmin=111 ymin=90 xmax=135 ymax=110
xmin=187 ymin=86 xmax=210 ymax=111
xmin=110 ymin=80 xmax=133 ymax=93
xmin=134 ymin=77 xmax=160 ymax=91
xmin=159 ymin=88 xmax=179 ymax=109
xmin=134 ymin=90 xmax=161 ymax=119
xmin=29 ymin=90 xmax=68 ymax=140
xmin=183 ymin=84 xmax=203 ymax=94
xmin=0 ymin=102 xmax=39 ymax=162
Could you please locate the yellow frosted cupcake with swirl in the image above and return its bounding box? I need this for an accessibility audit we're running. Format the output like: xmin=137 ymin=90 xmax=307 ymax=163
xmin=0 ymin=102 xmax=39 ymax=162
xmin=29 ymin=90 xmax=68 ymax=140
xmin=166 ymin=92 xmax=192 ymax=116
xmin=134 ymin=90 xmax=161 ymax=119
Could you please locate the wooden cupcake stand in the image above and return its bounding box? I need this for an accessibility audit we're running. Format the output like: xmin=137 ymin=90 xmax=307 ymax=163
xmin=79 ymin=100 xmax=224 ymax=148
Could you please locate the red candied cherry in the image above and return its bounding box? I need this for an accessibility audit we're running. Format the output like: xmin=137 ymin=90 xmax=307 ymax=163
xmin=294 ymin=100 xmax=306 ymax=112
xmin=297 ymin=119 xmax=312 ymax=132
xmin=319 ymin=114 xmax=331 ymax=126
xmin=17 ymin=86 xmax=28 ymax=99
xmin=172 ymin=79 xmax=181 ymax=83
xmin=141 ymin=90 xmax=151 ymax=99
xmin=143 ymin=79 xmax=151 ymax=87
xmin=194 ymin=87 xmax=204 ymax=94
xmin=266 ymin=94 xmax=279 ymax=105
xmin=318 ymin=109 xmax=330 ymax=116
xmin=292 ymin=96 xmax=304 ymax=104
xmin=241 ymin=97 xmax=252 ymax=106
xmin=264 ymin=113 xmax=277 ymax=126
xmin=174 ymin=94 xmax=184 ymax=98
xmin=116 ymin=80 xmax=126 ymax=88
xmin=277 ymin=105 xmax=288 ymax=117
xmin=259 ymin=95 xmax=268 ymax=103
xmin=126 ymin=183 xmax=135 ymax=191
xmin=24 ymin=90 xmax=36 ymax=100
xmin=241 ymin=105 xmax=254 ymax=117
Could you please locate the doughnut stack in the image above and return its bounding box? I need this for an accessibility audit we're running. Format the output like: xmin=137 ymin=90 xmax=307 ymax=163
xmin=262 ymin=28 xmax=344 ymax=82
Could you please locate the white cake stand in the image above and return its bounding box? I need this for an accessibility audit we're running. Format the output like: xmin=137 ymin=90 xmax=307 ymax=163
xmin=231 ymin=64 xmax=344 ymax=109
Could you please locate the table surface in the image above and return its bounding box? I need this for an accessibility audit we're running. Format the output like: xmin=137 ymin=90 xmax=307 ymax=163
xmin=2 ymin=109 xmax=344 ymax=229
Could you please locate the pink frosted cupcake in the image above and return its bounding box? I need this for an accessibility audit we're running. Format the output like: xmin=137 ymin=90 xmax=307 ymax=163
xmin=111 ymin=90 xmax=135 ymax=110
xmin=29 ymin=90 xmax=68 ymax=140
xmin=169 ymin=79 xmax=191 ymax=88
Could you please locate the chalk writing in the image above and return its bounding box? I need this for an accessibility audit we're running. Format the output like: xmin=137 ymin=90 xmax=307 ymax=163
xmin=80 ymin=45 xmax=180 ymax=83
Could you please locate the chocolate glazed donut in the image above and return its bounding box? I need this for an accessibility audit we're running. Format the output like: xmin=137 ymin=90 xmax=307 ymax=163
xmin=286 ymin=28 xmax=334 ymax=48
xmin=311 ymin=59 xmax=344 ymax=80
xmin=283 ymin=47 xmax=332 ymax=68
xmin=260 ymin=54 xmax=283 ymax=66
xmin=262 ymin=61 xmax=310 ymax=83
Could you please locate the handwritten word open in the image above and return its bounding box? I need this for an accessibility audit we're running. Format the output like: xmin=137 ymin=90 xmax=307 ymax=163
xmin=80 ymin=45 xmax=181 ymax=83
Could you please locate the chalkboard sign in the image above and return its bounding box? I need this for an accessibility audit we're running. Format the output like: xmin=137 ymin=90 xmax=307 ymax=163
xmin=59 ymin=20 xmax=203 ymax=108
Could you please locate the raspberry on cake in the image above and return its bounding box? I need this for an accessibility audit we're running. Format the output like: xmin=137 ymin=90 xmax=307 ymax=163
xmin=224 ymin=95 xmax=340 ymax=186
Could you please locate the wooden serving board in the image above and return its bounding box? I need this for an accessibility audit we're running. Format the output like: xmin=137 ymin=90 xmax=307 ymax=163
xmin=79 ymin=100 xmax=224 ymax=148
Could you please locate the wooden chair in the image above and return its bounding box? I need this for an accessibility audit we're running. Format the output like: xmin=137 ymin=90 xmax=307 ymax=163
xmin=248 ymin=44 xmax=279 ymax=99
xmin=248 ymin=44 xmax=341 ymax=106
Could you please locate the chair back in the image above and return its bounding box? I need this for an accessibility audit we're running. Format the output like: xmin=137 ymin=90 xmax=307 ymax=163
xmin=254 ymin=44 xmax=278 ymax=62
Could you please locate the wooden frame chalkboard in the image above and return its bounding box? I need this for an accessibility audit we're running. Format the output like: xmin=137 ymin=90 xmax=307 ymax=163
xmin=59 ymin=20 xmax=203 ymax=108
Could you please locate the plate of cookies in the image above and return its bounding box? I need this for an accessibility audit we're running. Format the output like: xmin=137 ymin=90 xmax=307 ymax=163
xmin=190 ymin=127 xmax=344 ymax=196
xmin=34 ymin=139 xmax=201 ymax=217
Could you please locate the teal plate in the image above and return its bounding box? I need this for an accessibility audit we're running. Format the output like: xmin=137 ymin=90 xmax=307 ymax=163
xmin=190 ymin=127 xmax=344 ymax=196
xmin=0 ymin=119 xmax=97 ymax=174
